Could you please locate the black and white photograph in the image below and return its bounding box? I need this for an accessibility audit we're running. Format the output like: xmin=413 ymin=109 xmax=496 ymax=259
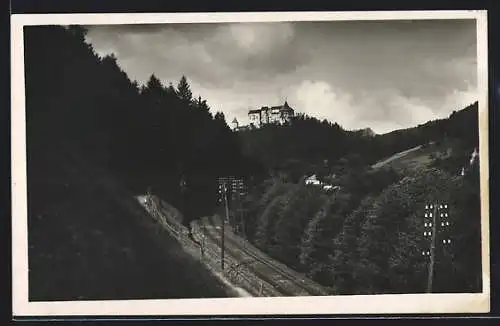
xmin=11 ymin=11 xmax=490 ymax=316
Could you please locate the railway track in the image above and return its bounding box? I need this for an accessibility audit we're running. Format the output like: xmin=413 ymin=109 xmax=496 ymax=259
xmin=194 ymin=218 xmax=286 ymax=297
xmin=139 ymin=195 xmax=330 ymax=297
xmin=138 ymin=195 xmax=281 ymax=297
xmin=198 ymin=215 xmax=329 ymax=297
xmin=207 ymin=215 xmax=330 ymax=296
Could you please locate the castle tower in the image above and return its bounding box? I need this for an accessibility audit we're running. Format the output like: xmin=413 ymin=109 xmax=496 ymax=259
xmin=231 ymin=118 xmax=239 ymax=130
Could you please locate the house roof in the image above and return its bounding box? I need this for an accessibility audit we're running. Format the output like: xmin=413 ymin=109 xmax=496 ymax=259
xmin=248 ymin=109 xmax=261 ymax=114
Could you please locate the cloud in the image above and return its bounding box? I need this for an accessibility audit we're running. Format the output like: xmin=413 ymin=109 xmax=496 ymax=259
xmin=86 ymin=22 xmax=310 ymax=88
xmin=441 ymin=83 xmax=478 ymax=112
xmin=288 ymin=80 xmax=356 ymax=122
xmin=226 ymin=23 xmax=294 ymax=55
xmin=287 ymin=81 xmax=410 ymax=133
xmin=84 ymin=19 xmax=478 ymax=134
xmin=287 ymin=80 xmax=477 ymax=134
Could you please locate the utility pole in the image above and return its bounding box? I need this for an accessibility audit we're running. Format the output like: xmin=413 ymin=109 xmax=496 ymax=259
xmin=221 ymin=181 xmax=230 ymax=271
xmin=423 ymin=203 xmax=451 ymax=293
xmin=239 ymin=193 xmax=244 ymax=235
xmin=217 ymin=176 xmax=246 ymax=270
xmin=426 ymin=203 xmax=437 ymax=293
xmin=232 ymin=178 xmax=245 ymax=234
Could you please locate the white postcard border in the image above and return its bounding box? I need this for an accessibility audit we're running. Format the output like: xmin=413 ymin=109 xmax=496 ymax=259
xmin=11 ymin=10 xmax=490 ymax=316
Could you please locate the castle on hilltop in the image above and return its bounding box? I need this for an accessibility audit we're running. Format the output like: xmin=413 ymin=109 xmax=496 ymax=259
xmin=249 ymin=101 xmax=295 ymax=128
xmin=232 ymin=101 xmax=296 ymax=131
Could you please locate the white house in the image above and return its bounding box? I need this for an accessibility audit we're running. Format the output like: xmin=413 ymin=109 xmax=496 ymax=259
xmin=305 ymin=174 xmax=322 ymax=186
xmin=324 ymin=185 xmax=341 ymax=192
xmin=305 ymin=174 xmax=341 ymax=193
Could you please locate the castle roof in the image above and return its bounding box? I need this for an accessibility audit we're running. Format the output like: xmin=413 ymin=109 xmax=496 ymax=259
xmin=249 ymin=101 xmax=294 ymax=114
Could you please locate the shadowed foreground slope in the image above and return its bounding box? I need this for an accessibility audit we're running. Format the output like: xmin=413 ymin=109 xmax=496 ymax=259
xmin=27 ymin=132 xmax=235 ymax=301
xmin=23 ymin=25 xmax=239 ymax=301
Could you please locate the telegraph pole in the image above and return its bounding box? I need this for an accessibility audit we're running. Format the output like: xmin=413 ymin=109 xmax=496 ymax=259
xmin=239 ymin=193 xmax=244 ymax=235
xmin=217 ymin=176 xmax=245 ymax=271
xmin=221 ymin=182 xmax=230 ymax=271
xmin=427 ymin=204 xmax=437 ymax=293
xmin=423 ymin=203 xmax=451 ymax=293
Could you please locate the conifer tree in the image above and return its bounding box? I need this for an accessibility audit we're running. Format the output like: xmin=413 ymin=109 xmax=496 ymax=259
xmin=177 ymin=75 xmax=193 ymax=104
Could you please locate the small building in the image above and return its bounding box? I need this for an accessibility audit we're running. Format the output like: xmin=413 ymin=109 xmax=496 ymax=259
xmin=305 ymin=174 xmax=322 ymax=186
xmin=231 ymin=118 xmax=239 ymax=130
xmin=323 ymin=185 xmax=341 ymax=192
xmin=231 ymin=117 xmax=251 ymax=132
xmin=305 ymin=174 xmax=341 ymax=192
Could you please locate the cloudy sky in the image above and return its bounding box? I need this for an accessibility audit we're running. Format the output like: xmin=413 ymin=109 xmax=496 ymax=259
xmin=85 ymin=19 xmax=477 ymax=134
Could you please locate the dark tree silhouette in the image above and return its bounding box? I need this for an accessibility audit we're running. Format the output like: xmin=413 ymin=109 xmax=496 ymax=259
xmin=177 ymin=75 xmax=193 ymax=104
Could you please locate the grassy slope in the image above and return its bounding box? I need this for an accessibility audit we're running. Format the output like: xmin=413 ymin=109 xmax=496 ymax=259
xmin=370 ymin=103 xmax=478 ymax=173
xmin=370 ymin=141 xmax=451 ymax=173
xmin=27 ymin=131 xmax=234 ymax=301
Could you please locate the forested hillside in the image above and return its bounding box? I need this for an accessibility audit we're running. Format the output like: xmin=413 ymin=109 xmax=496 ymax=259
xmin=237 ymin=103 xmax=481 ymax=294
xmin=237 ymin=102 xmax=479 ymax=181
xmin=24 ymin=25 xmax=253 ymax=300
